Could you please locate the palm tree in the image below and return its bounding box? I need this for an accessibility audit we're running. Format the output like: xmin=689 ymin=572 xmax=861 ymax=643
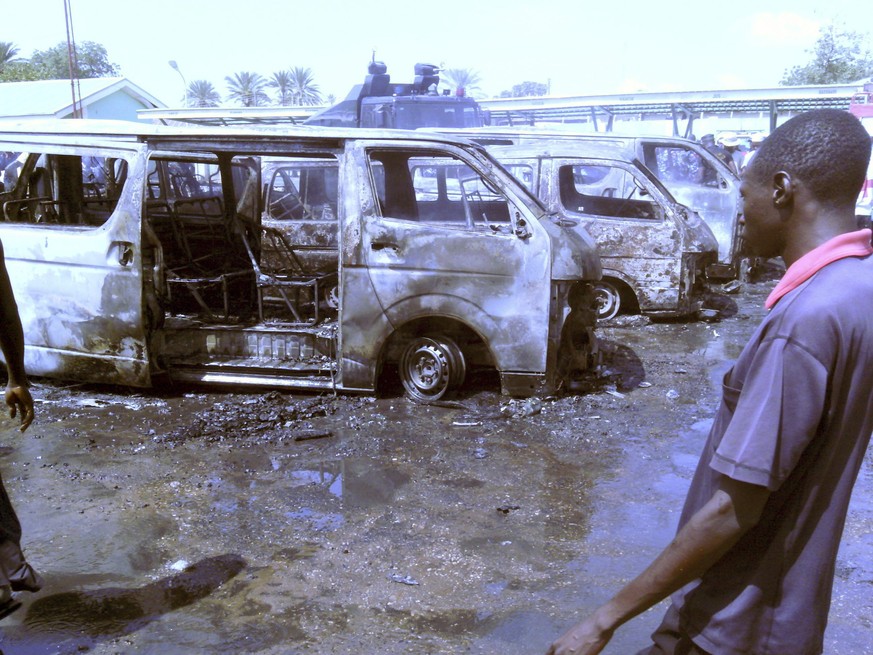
xmin=0 ymin=42 xmax=22 ymax=70
xmin=187 ymin=80 xmax=221 ymax=108
xmin=441 ymin=68 xmax=483 ymax=96
xmin=268 ymin=70 xmax=294 ymax=106
xmin=224 ymin=71 xmax=269 ymax=107
xmin=289 ymin=67 xmax=322 ymax=106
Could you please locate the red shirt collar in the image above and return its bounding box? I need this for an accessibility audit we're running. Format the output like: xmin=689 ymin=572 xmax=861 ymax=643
xmin=765 ymin=229 xmax=873 ymax=309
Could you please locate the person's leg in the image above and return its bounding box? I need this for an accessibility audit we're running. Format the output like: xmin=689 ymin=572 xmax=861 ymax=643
xmin=0 ymin=472 xmax=41 ymax=593
xmin=0 ymin=539 xmax=42 ymax=592
xmin=0 ymin=472 xmax=22 ymax=544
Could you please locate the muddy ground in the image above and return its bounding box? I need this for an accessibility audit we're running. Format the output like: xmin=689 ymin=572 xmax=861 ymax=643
xmin=0 ymin=266 xmax=871 ymax=655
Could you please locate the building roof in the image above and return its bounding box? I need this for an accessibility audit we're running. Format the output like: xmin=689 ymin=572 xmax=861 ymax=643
xmin=478 ymin=83 xmax=862 ymax=125
xmin=0 ymin=77 xmax=165 ymax=119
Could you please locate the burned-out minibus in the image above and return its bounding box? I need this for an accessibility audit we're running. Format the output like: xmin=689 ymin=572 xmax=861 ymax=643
xmin=436 ymin=127 xmax=747 ymax=280
xmin=0 ymin=120 xmax=601 ymax=402
xmin=485 ymin=141 xmax=719 ymax=320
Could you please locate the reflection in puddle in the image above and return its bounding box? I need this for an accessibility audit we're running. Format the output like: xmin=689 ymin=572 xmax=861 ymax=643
xmin=276 ymin=458 xmax=412 ymax=532
xmin=284 ymin=506 xmax=344 ymax=532
xmin=283 ymin=459 xmax=411 ymax=509
xmin=288 ymin=468 xmax=343 ymax=497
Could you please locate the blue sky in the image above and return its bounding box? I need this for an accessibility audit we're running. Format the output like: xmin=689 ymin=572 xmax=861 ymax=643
xmin=4 ymin=0 xmax=872 ymax=106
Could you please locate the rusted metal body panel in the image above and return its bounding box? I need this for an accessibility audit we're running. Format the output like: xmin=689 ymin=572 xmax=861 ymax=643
xmin=0 ymin=120 xmax=601 ymax=400
xmin=488 ymin=141 xmax=718 ymax=319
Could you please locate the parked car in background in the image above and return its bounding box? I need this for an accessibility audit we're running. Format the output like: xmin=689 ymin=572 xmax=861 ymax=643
xmin=437 ymin=127 xmax=751 ymax=280
xmin=856 ymin=140 xmax=873 ymax=230
xmin=486 ymin=140 xmax=718 ymax=320
xmin=0 ymin=119 xmax=601 ymax=402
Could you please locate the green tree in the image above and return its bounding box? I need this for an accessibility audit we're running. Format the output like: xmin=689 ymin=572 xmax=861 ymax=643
xmin=781 ymin=23 xmax=873 ymax=85
xmin=27 ymin=41 xmax=120 ymax=78
xmin=224 ymin=71 xmax=269 ymax=107
xmin=440 ymin=68 xmax=482 ymax=96
xmin=499 ymin=81 xmax=549 ymax=98
xmin=289 ymin=67 xmax=322 ymax=106
xmin=268 ymin=70 xmax=294 ymax=106
xmin=0 ymin=42 xmax=21 ymax=70
xmin=187 ymin=80 xmax=221 ymax=108
xmin=0 ymin=61 xmax=42 ymax=82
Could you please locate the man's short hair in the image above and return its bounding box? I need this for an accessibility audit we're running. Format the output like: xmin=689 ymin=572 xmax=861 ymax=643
xmin=746 ymin=109 xmax=871 ymax=208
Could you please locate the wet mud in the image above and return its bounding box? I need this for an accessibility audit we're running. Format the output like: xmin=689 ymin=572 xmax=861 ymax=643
xmin=0 ymin=265 xmax=871 ymax=654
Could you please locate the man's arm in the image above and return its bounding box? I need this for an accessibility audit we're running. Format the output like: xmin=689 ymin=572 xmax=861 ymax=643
xmin=0 ymin=240 xmax=33 ymax=432
xmin=546 ymin=476 xmax=770 ymax=655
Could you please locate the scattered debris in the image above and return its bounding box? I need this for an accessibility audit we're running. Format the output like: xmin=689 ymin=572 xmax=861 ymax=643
xmin=500 ymin=398 xmax=543 ymax=419
xmin=496 ymin=505 xmax=521 ymax=514
xmin=604 ymin=388 xmax=625 ymax=399
xmin=290 ymin=429 xmax=333 ymax=442
xmin=473 ymin=448 xmax=489 ymax=459
xmin=722 ymin=280 xmax=743 ymax=294
xmin=426 ymin=400 xmax=469 ymax=410
xmin=638 ymin=381 xmax=652 ymax=388
xmin=159 ymin=393 xmax=344 ymax=445
xmin=698 ymin=308 xmax=720 ymax=321
xmin=666 ymin=389 xmax=680 ymax=400
xmin=609 ymin=314 xmax=651 ymax=327
xmin=387 ymin=573 xmax=420 ymax=586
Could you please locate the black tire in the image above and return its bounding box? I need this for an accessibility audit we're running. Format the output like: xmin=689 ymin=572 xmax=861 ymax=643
xmin=594 ymin=281 xmax=621 ymax=321
xmin=399 ymin=336 xmax=465 ymax=403
xmin=435 ymin=335 xmax=466 ymax=390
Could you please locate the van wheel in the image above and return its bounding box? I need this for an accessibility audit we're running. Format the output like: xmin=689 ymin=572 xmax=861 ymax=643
xmin=400 ymin=336 xmax=465 ymax=403
xmin=594 ymin=282 xmax=621 ymax=321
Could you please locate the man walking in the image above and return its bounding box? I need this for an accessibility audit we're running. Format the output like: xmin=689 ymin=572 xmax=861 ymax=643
xmin=0 ymin=236 xmax=40 ymax=619
xmin=546 ymin=109 xmax=873 ymax=654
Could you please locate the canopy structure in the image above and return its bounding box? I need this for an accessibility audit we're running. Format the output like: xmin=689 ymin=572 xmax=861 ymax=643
xmin=478 ymin=83 xmax=860 ymax=135
xmin=138 ymin=82 xmax=869 ymax=137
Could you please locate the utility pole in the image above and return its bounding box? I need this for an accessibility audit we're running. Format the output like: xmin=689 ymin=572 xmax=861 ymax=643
xmin=63 ymin=0 xmax=82 ymax=118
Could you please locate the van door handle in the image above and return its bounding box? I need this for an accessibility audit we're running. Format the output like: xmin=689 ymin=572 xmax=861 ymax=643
xmin=371 ymin=241 xmax=399 ymax=252
xmin=113 ymin=241 xmax=134 ymax=267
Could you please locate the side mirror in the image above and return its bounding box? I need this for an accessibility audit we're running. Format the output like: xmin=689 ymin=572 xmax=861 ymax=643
xmin=633 ymin=177 xmax=650 ymax=197
xmin=514 ymin=215 xmax=531 ymax=239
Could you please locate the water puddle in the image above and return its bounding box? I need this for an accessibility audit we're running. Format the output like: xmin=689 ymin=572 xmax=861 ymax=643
xmin=0 ymin=555 xmax=245 ymax=654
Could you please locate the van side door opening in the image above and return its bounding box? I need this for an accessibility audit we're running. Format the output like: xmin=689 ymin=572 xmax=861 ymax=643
xmin=146 ymin=148 xmax=343 ymax=390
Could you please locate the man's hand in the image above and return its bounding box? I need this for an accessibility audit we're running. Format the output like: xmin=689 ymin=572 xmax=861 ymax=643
xmin=546 ymin=612 xmax=614 ymax=654
xmin=545 ymin=477 xmax=769 ymax=654
xmin=5 ymin=384 xmax=34 ymax=432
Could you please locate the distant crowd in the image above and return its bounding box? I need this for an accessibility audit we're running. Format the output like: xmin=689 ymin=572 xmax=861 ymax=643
xmin=699 ymin=131 xmax=765 ymax=175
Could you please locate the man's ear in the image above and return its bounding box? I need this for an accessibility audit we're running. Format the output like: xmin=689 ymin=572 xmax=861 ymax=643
xmin=773 ymin=171 xmax=793 ymax=208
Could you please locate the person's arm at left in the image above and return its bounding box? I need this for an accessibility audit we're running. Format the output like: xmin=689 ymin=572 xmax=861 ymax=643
xmin=546 ymin=476 xmax=769 ymax=655
xmin=0 ymin=241 xmax=33 ymax=432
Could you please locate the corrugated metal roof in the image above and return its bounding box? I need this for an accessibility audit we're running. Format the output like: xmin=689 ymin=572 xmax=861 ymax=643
xmin=0 ymin=77 xmax=165 ymax=119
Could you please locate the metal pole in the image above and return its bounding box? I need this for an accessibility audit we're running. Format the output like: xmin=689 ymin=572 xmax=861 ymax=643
xmin=63 ymin=0 xmax=82 ymax=118
xmin=168 ymin=60 xmax=188 ymax=107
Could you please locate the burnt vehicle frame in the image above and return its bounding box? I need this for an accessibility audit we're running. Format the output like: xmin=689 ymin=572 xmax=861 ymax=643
xmin=485 ymin=140 xmax=719 ymax=321
xmin=0 ymin=120 xmax=600 ymax=402
xmin=436 ymin=127 xmax=748 ymax=280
